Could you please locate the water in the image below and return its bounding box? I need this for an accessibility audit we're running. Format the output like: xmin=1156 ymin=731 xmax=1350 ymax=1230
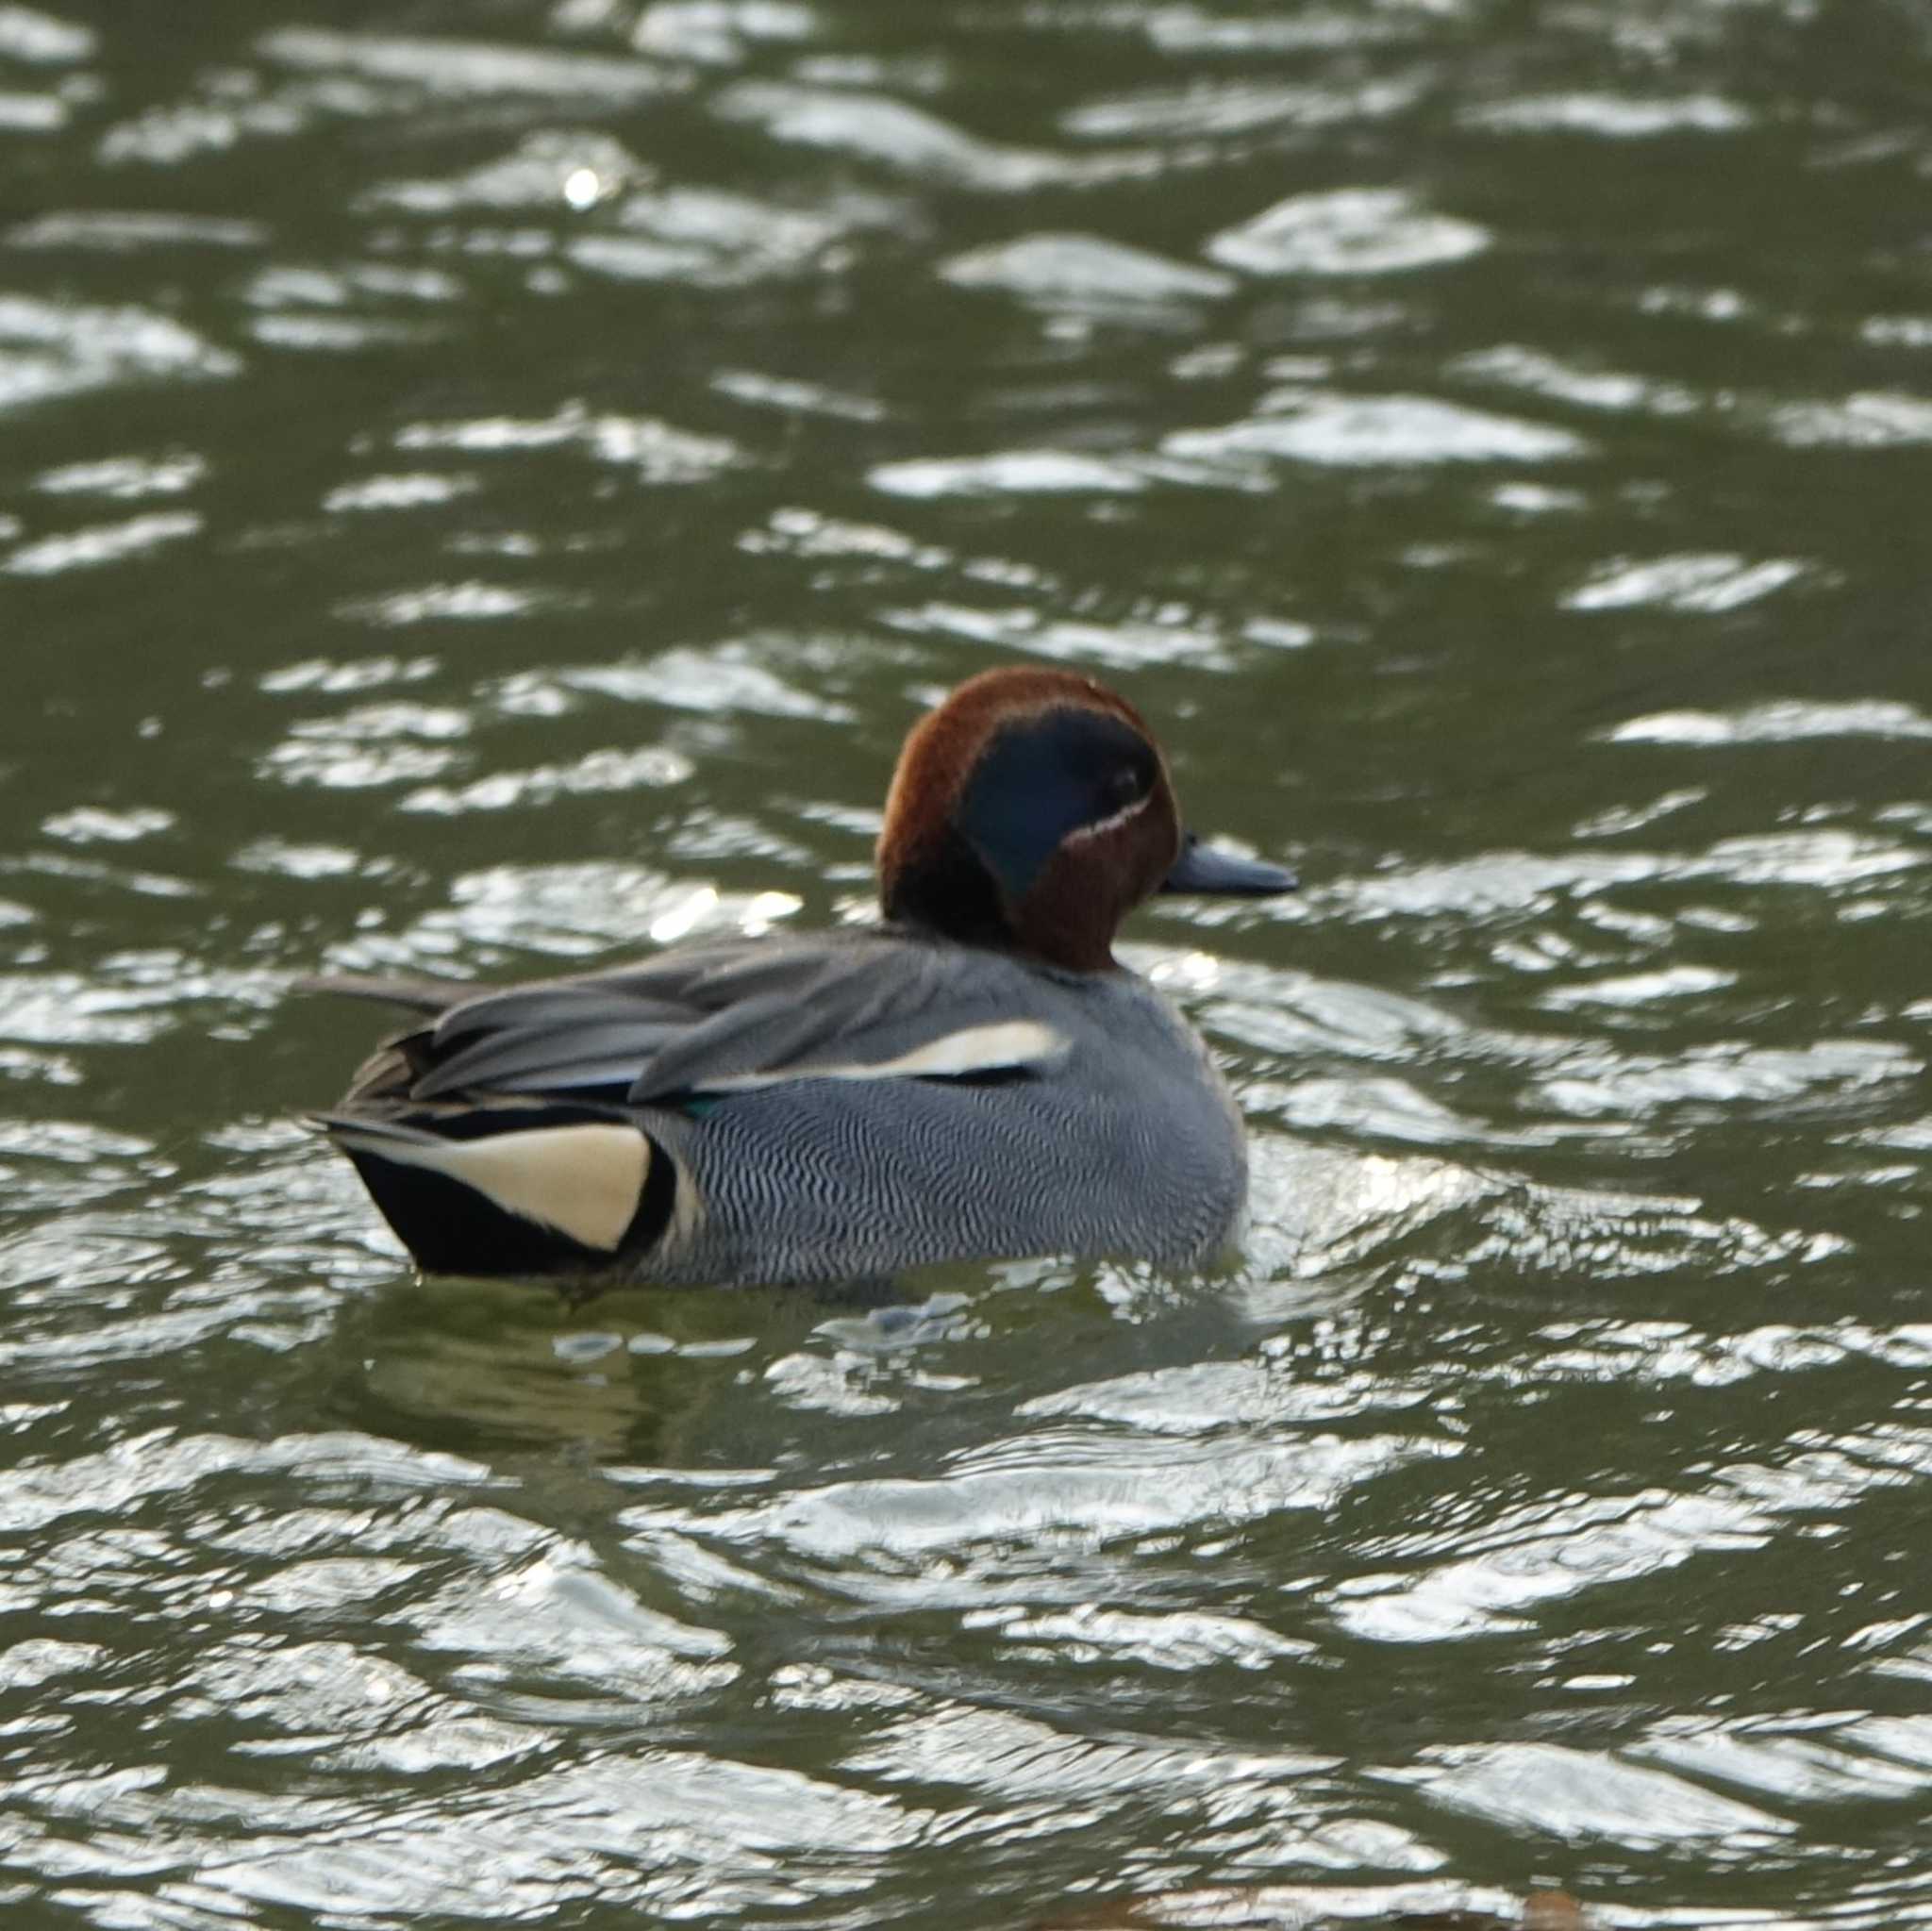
xmin=3 ymin=1 xmax=1931 ymax=1924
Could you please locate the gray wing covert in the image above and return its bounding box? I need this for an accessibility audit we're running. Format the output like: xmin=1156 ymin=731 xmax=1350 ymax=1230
xmin=402 ymin=932 xmax=1068 ymax=1105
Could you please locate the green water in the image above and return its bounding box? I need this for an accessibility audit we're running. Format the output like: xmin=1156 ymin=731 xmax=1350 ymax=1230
xmin=4 ymin=2 xmax=1932 ymax=1925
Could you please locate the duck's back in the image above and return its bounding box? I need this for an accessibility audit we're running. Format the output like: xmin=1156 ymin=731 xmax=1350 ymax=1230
xmin=317 ymin=926 xmax=1247 ymax=1288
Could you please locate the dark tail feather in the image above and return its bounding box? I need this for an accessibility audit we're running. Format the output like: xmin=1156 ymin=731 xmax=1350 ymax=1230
xmin=317 ymin=1110 xmax=677 ymax=1281
xmin=295 ymin=973 xmax=475 ymax=1015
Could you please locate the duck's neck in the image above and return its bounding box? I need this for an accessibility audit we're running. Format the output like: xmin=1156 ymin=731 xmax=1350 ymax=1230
xmin=880 ymin=832 xmax=1118 ymax=974
xmin=879 ymin=824 xmax=1019 ymax=953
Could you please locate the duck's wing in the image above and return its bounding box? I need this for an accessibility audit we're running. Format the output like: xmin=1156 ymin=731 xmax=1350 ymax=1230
xmin=294 ymin=972 xmax=477 ymax=1015
xmin=318 ymin=932 xmax=1071 ymax=1109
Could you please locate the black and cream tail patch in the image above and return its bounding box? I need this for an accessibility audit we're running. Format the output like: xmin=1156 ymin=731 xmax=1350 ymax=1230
xmin=317 ymin=1112 xmax=675 ymax=1279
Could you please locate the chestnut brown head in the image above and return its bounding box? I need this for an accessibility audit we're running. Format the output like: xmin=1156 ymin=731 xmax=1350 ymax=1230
xmin=877 ymin=668 xmax=1294 ymax=972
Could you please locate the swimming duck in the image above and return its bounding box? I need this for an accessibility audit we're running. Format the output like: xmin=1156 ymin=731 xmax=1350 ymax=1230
xmin=306 ymin=667 xmax=1294 ymax=1290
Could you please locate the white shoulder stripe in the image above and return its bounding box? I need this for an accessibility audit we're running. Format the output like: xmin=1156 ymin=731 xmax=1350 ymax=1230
xmin=335 ymin=1123 xmax=648 ymax=1253
xmin=697 ymin=1019 xmax=1070 ymax=1092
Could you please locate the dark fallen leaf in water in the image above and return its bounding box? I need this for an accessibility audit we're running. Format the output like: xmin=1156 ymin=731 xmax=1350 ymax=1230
xmin=1522 ymin=1897 xmax=1588 ymax=1931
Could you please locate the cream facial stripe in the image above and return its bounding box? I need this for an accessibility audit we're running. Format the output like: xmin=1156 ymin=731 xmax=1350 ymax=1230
xmin=697 ymin=1020 xmax=1070 ymax=1092
xmin=1065 ymin=788 xmax=1155 ymax=845
xmin=336 ymin=1123 xmax=648 ymax=1252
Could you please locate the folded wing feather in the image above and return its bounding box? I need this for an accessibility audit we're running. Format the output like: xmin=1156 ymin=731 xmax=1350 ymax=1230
xmin=352 ymin=932 xmax=1073 ymax=1107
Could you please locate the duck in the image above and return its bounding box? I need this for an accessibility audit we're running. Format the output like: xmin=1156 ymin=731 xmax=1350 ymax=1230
xmin=304 ymin=666 xmax=1295 ymax=1290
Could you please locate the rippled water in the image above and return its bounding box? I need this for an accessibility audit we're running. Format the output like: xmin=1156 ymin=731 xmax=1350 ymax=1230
xmin=5 ymin=1 xmax=1932 ymax=1925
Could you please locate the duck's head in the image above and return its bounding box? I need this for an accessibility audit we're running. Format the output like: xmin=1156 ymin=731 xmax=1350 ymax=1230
xmin=877 ymin=667 xmax=1296 ymax=972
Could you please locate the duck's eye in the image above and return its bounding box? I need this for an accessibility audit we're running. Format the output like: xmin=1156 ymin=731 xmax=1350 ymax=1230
xmin=1103 ymin=763 xmax=1147 ymax=813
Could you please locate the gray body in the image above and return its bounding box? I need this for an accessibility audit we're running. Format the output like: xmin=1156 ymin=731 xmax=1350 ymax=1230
xmin=322 ymin=927 xmax=1250 ymax=1289
xmin=638 ymin=952 xmax=1245 ymax=1285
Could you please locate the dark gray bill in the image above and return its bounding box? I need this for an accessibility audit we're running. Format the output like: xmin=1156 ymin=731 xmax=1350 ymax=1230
xmin=1160 ymin=831 xmax=1298 ymax=896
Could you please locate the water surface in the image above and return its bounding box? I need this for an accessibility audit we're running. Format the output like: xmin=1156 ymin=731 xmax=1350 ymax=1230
xmin=4 ymin=1 xmax=1932 ymax=1925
